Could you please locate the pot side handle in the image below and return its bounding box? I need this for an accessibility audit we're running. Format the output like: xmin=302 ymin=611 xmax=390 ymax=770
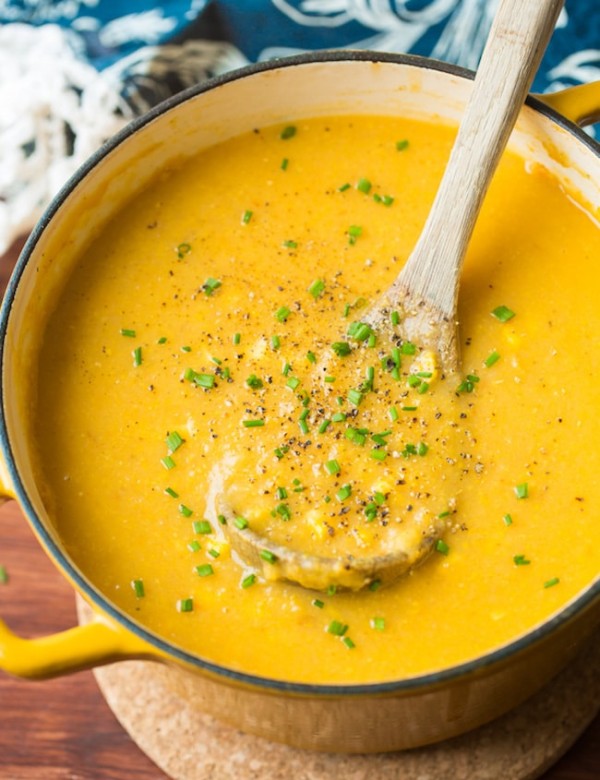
xmin=0 ymin=609 xmax=155 ymax=680
xmin=0 ymin=476 xmax=157 ymax=679
xmin=536 ymin=81 xmax=600 ymax=127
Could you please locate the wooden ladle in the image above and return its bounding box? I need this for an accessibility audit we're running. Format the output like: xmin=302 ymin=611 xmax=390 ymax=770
xmin=218 ymin=0 xmax=565 ymax=592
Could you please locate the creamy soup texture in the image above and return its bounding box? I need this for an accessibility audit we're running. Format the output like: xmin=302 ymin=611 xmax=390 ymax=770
xmin=33 ymin=115 xmax=600 ymax=684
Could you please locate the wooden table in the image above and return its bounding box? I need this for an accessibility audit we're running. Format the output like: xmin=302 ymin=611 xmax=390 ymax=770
xmin=0 ymin=238 xmax=598 ymax=779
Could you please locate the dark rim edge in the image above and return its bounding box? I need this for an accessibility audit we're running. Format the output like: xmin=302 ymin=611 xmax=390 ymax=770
xmin=1 ymin=50 xmax=598 ymax=697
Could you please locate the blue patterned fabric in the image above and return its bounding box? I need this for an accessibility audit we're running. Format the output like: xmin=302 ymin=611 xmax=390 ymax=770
xmin=1 ymin=1 xmax=599 ymax=105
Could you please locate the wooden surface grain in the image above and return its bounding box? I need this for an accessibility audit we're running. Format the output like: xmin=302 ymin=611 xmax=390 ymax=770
xmin=0 ymin=238 xmax=598 ymax=779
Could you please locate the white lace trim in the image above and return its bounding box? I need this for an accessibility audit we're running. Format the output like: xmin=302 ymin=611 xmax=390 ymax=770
xmin=0 ymin=23 xmax=131 ymax=253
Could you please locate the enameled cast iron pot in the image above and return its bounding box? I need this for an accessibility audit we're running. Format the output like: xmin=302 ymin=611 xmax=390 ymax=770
xmin=1 ymin=53 xmax=599 ymax=754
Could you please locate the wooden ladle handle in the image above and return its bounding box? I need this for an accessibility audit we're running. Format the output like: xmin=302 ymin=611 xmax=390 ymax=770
xmin=398 ymin=0 xmax=564 ymax=318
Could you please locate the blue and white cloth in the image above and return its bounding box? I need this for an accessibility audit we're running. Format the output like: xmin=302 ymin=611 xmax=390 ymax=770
xmin=1 ymin=1 xmax=598 ymax=252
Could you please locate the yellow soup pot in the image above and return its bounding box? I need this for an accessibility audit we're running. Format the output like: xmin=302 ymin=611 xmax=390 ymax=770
xmin=1 ymin=53 xmax=599 ymax=754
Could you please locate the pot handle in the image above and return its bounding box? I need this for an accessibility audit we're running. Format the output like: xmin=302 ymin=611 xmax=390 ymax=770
xmin=0 ymin=477 xmax=156 ymax=679
xmin=0 ymin=606 xmax=155 ymax=680
xmin=536 ymin=81 xmax=600 ymax=127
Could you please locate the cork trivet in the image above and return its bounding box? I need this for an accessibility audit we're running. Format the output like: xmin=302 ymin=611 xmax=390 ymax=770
xmin=80 ymin=601 xmax=599 ymax=780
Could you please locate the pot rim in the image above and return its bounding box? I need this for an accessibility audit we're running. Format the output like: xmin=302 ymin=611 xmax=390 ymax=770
xmin=1 ymin=50 xmax=599 ymax=696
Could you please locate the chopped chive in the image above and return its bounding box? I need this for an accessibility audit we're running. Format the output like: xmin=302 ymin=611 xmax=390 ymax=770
xmin=187 ymin=540 xmax=201 ymax=553
xmin=282 ymin=362 xmax=292 ymax=376
xmin=176 ymin=598 xmax=194 ymax=612
xmin=312 ymin=598 xmax=325 ymax=608
xmin=298 ymin=418 xmax=309 ymax=435
xmin=276 ymin=503 xmax=292 ymax=520
xmin=157 ymin=337 xmax=167 ymax=344
xmin=132 ymin=346 xmax=142 ymax=367
xmin=332 ymin=412 xmax=346 ymax=423
xmin=275 ymin=305 xmax=291 ymax=322
xmin=281 ymin=157 xmax=289 ymax=170
xmin=193 ymin=520 xmax=212 ymax=534
xmin=259 ymin=549 xmax=278 ymax=564
xmin=396 ymin=139 xmax=409 ymax=151
xmin=347 ymin=321 xmax=372 ymax=342
xmin=345 ymin=427 xmax=366 ymax=446
xmin=283 ymin=240 xmax=298 ymax=250
xmin=325 ymin=459 xmax=341 ymax=475
xmin=218 ymin=514 xmax=227 ymax=525
xmin=401 ymin=341 xmax=417 ymax=355
xmin=369 ymin=579 xmax=382 ymax=592
xmin=347 ymin=225 xmax=362 ymax=245
xmin=365 ymin=503 xmax=378 ymax=522
xmin=544 ymin=577 xmax=560 ymax=588
xmin=318 ymin=419 xmax=331 ymax=434
xmin=286 ymin=376 xmax=300 ymax=391
xmin=234 ymin=516 xmax=249 ymax=530
xmin=241 ymin=573 xmax=257 ymax=589
xmin=164 ymin=486 xmax=179 ymax=499
xmin=196 ymin=373 xmax=215 ymax=389
xmin=166 ymin=430 xmax=184 ymax=453
xmin=388 ymin=406 xmax=399 ymax=422
xmin=243 ymin=419 xmax=265 ymax=428
xmin=484 ymin=350 xmax=501 ymax=367
xmin=241 ymin=209 xmax=253 ymax=224
xmin=381 ymin=194 xmax=394 ymax=207
xmin=208 ymin=548 xmax=220 ymax=559
xmin=299 ymin=408 xmax=310 ymax=421
xmin=275 ymin=486 xmax=288 ymax=500
xmin=342 ymin=636 xmax=356 ymax=649
xmin=131 ymin=579 xmax=145 ymax=598
xmin=370 ymin=448 xmax=387 ymax=461
xmin=280 ymin=125 xmax=296 ymax=140
xmin=176 ymin=242 xmax=191 ymax=259
xmin=233 ymin=332 xmax=241 ymax=345
xmin=402 ymin=405 xmax=418 ymax=412
xmin=246 ymin=374 xmax=264 ymax=389
xmin=417 ymin=381 xmax=430 ymax=394
xmin=336 ymin=483 xmax=352 ymax=502
xmin=120 ymin=328 xmax=136 ymax=338
xmin=324 ymin=376 xmax=336 ymax=383
xmin=417 ymin=442 xmax=429 ymax=456
xmin=390 ymin=311 xmax=400 ymax=326
xmin=407 ymin=375 xmax=421 ymax=388
xmin=514 ymin=554 xmax=531 ymax=566
xmin=179 ymin=504 xmax=193 ymax=518
xmin=274 ymin=445 xmax=289 ymax=459
xmin=307 ymin=351 xmax=317 ymax=364
xmin=308 ymin=279 xmax=325 ymax=298
xmin=161 ymin=455 xmax=176 ymax=470
xmin=356 ymin=177 xmax=372 ymax=194
xmin=436 ymin=539 xmax=450 ymax=555
xmin=371 ymin=617 xmax=385 ymax=631
xmin=348 ymin=388 xmax=364 ymax=406
xmin=202 ymin=277 xmax=222 ymax=296
xmin=338 ymin=182 xmax=351 ymax=192
xmin=514 ymin=483 xmax=529 ymax=499
xmin=181 ymin=345 xmax=192 ymax=353
xmin=195 ymin=563 xmax=214 ymax=577
xmin=327 ymin=620 xmax=348 ymax=636
xmin=331 ymin=341 xmax=352 ymax=357
xmin=327 ymin=585 xmax=337 ymax=596
xmin=503 ymin=513 xmax=513 ymax=526
xmin=491 ymin=305 xmax=516 ymax=322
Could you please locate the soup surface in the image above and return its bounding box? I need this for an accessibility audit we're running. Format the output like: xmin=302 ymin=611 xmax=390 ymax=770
xmin=33 ymin=115 xmax=600 ymax=684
